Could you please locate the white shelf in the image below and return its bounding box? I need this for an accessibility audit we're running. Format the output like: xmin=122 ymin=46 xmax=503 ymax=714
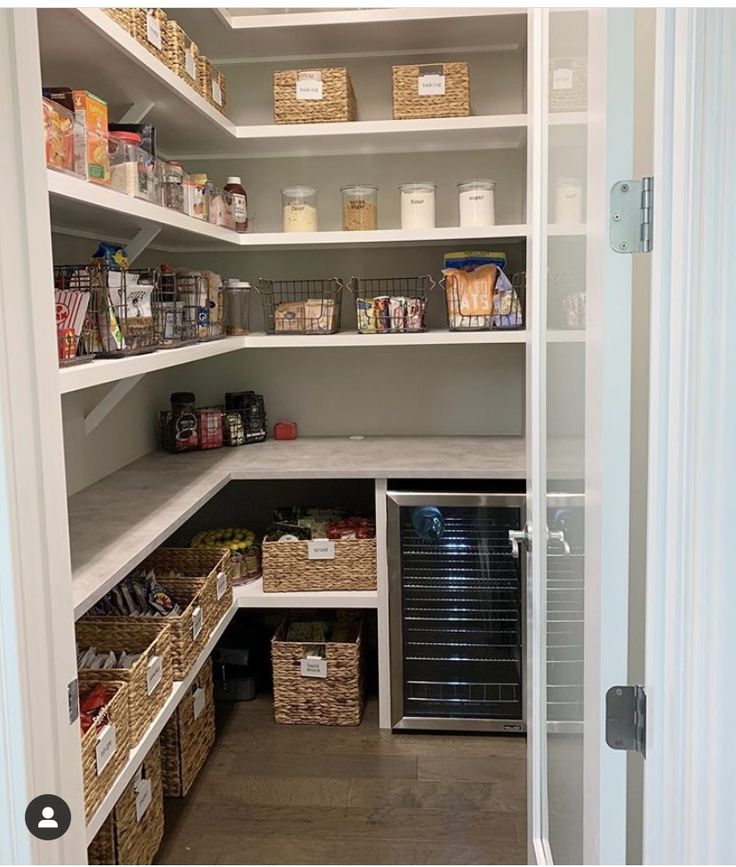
xmin=85 ymin=602 xmax=237 ymax=842
xmin=244 ymin=330 xmax=526 ymax=349
xmin=235 ymin=578 xmax=378 ymax=609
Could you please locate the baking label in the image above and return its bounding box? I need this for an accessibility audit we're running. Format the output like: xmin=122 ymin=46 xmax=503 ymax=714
xmin=192 ymin=605 xmax=203 ymax=640
xmin=193 ymin=686 xmax=206 ymax=720
xmin=184 ymin=48 xmax=196 ymax=80
xmin=552 ymin=68 xmax=574 ymax=91
xmin=296 ymin=71 xmax=324 ymax=100
xmin=145 ymin=11 xmax=162 ymax=50
xmin=135 ymin=777 xmax=152 ymax=822
xmin=95 ymin=724 xmax=117 ymax=775
xmin=216 ymin=570 xmax=228 ymax=600
xmin=212 ymin=79 xmax=223 ymax=106
xmin=307 ymin=539 xmax=335 ymax=560
xmin=301 ymin=656 xmax=327 ymax=678
xmin=418 ymin=73 xmax=446 ymax=96
xmin=146 ymin=655 xmax=163 ymax=695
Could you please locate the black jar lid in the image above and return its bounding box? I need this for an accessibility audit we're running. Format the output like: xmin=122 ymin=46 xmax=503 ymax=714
xmin=171 ymin=391 xmax=195 ymax=405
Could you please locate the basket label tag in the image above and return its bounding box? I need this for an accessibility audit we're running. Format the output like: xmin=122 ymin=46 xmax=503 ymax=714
xmin=146 ymin=655 xmax=163 ymax=695
xmin=185 ymin=48 xmax=196 ymax=80
xmin=95 ymin=724 xmax=117 ymax=775
xmin=216 ymin=570 xmax=228 ymax=600
xmin=135 ymin=777 xmax=152 ymax=822
xmin=552 ymin=67 xmax=574 ymax=91
xmin=308 ymin=539 xmax=335 ymax=560
xmin=145 ymin=11 xmax=162 ymax=50
xmin=192 ymin=605 xmax=203 ymax=640
xmin=418 ymin=73 xmax=445 ymax=96
xmin=193 ymin=686 xmax=206 ymax=720
xmin=301 ymin=656 xmax=327 ymax=678
xmin=212 ymin=79 xmax=223 ymax=106
xmin=296 ymin=71 xmax=324 ymax=100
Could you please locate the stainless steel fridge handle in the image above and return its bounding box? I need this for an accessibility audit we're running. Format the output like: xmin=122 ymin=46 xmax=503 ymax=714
xmin=547 ymin=529 xmax=571 ymax=555
xmin=509 ymin=524 xmax=571 ymax=558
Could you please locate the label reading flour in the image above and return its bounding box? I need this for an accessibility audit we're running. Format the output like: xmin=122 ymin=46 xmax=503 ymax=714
xmin=301 ymin=657 xmax=327 ymax=678
xmin=192 ymin=606 xmax=203 ymax=640
xmin=307 ymin=539 xmax=335 ymax=560
xmin=552 ymin=67 xmax=574 ymax=91
xmin=418 ymin=73 xmax=446 ymax=96
xmin=296 ymin=71 xmax=324 ymax=100
xmin=184 ymin=48 xmax=196 ymax=80
xmin=96 ymin=724 xmax=117 ymax=775
xmin=145 ymin=11 xmax=162 ymax=50
xmin=193 ymin=686 xmax=206 ymax=720
xmin=146 ymin=655 xmax=163 ymax=695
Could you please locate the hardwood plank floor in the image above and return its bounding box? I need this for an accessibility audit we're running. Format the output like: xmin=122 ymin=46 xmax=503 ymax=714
xmin=156 ymin=696 xmax=527 ymax=865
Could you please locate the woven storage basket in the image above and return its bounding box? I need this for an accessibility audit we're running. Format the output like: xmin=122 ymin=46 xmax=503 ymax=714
xmin=160 ymin=658 xmax=215 ymax=796
xmin=164 ymin=20 xmax=200 ymax=91
xmin=262 ymin=538 xmax=376 ymax=592
xmin=197 ymin=55 xmax=227 ymax=115
xmin=392 ymin=62 xmax=470 ymax=120
xmin=88 ymin=741 xmax=164 ymax=865
xmin=103 ymin=8 xmax=132 ymax=30
xmin=113 ymin=9 xmax=169 ymax=66
xmin=273 ymin=67 xmax=357 ymax=124
xmin=76 ymin=620 xmax=173 ymax=747
xmin=78 ymin=674 xmax=131 ymax=822
xmin=272 ymin=613 xmax=364 ymax=726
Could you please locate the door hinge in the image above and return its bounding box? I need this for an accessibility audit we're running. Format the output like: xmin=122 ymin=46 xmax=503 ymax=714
xmin=610 ymin=177 xmax=653 ymax=253
xmin=605 ymin=685 xmax=646 ymax=756
xmin=68 ymin=678 xmax=79 ymax=724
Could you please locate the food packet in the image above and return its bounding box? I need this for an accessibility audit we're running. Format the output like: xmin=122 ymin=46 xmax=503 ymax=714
xmin=91 ymin=242 xmax=128 ymax=271
xmin=146 ymin=572 xmax=177 ymax=616
xmin=79 ymin=683 xmax=112 ymax=734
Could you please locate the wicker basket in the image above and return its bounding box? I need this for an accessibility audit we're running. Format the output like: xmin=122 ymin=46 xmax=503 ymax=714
xmin=272 ymin=613 xmax=364 ymax=726
xmin=262 ymin=538 xmax=376 ymax=593
xmin=88 ymin=741 xmax=164 ymax=865
xmin=79 ymin=674 xmax=131 ymax=822
xmin=392 ymin=62 xmax=470 ymax=120
xmin=273 ymin=67 xmax=357 ymax=124
xmin=76 ymin=620 xmax=174 ymax=747
xmin=105 ymin=8 xmax=170 ymax=66
xmin=160 ymin=658 xmax=215 ymax=796
xmin=103 ymin=8 xmax=132 ymax=30
xmin=197 ymin=55 xmax=227 ymax=115
xmin=164 ymin=20 xmax=200 ymax=91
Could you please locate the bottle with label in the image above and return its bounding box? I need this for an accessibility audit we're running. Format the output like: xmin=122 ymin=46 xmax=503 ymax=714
xmin=224 ymin=176 xmax=248 ymax=232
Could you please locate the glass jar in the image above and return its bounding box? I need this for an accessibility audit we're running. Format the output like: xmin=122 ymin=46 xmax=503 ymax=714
xmin=161 ymin=391 xmax=198 ymax=452
xmin=224 ymin=279 xmax=251 ymax=335
xmin=341 ymin=184 xmax=378 ymax=230
xmin=399 ymin=182 xmax=436 ymax=230
xmin=554 ymin=177 xmax=584 ymax=223
xmin=185 ymin=173 xmax=209 ymax=221
xmin=161 ymin=161 xmax=185 ymax=212
xmin=282 ymin=186 xmax=318 ymax=232
xmin=458 ymin=179 xmax=496 ymax=227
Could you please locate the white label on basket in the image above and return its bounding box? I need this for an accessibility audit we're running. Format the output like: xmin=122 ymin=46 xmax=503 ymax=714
xmin=418 ymin=73 xmax=445 ymax=96
xmin=185 ymin=47 xmax=196 ymax=80
xmin=95 ymin=724 xmax=117 ymax=775
xmin=308 ymin=539 xmax=335 ymax=560
xmin=212 ymin=79 xmax=222 ymax=106
xmin=193 ymin=686 xmax=206 ymax=720
xmin=146 ymin=655 xmax=163 ymax=695
xmin=135 ymin=777 xmax=152 ymax=822
xmin=301 ymin=656 xmax=327 ymax=678
xmin=296 ymin=70 xmax=323 ymax=100
xmin=145 ymin=11 xmax=162 ymax=50
xmin=552 ymin=67 xmax=574 ymax=91
xmin=192 ymin=606 xmax=203 ymax=640
xmin=216 ymin=570 xmax=227 ymax=600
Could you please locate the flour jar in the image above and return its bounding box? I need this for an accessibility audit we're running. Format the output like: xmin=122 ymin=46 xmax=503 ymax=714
xmin=554 ymin=177 xmax=584 ymax=223
xmin=399 ymin=182 xmax=436 ymax=230
xmin=458 ymin=179 xmax=496 ymax=226
xmin=282 ymin=186 xmax=318 ymax=232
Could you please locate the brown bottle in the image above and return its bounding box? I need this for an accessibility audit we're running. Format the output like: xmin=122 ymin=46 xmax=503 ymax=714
xmin=224 ymin=175 xmax=248 ymax=232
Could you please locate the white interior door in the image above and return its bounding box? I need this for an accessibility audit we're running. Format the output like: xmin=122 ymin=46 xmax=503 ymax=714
xmin=527 ymin=9 xmax=638 ymax=864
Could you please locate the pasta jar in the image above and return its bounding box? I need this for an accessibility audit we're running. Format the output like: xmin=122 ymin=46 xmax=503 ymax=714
xmin=341 ymin=184 xmax=378 ymax=231
xmin=458 ymin=179 xmax=496 ymax=227
xmin=282 ymin=186 xmax=318 ymax=232
xmin=554 ymin=177 xmax=584 ymax=223
xmin=399 ymin=182 xmax=436 ymax=230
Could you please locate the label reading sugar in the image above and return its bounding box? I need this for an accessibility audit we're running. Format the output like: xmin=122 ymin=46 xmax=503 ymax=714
xmin=552 ymin=67 xmax=574 ymax=91
xmin=135 ymin=777 xmax=152 ymax=822
xmin=216 ymin=571 xmax=228 ymax=600
xmin=212 ymin=79 xmax=222 ymax=106
xmin=296 ymin=70 xmax=324 ymax=101
xmin=193 ymin=686 xmax=206 ymax=720
xmin=300 ymin=656 xmax=327 ymax=678
xmin=95 ymin=724 xmax=117 ymax=775
xmin=185 ymin=48 xmax=196 ymax=80
xmin=145 ymin=11 xmax=162 ymax=50
xmin=146 ymin=655 xmax=163 ymax=695
xmin=307 ymin=539 xmax=335 ymax=560
xmin=192 ymin=605 xmax=203 ymax=640
xmin=418 ymin=73 xmax=446 ymax=96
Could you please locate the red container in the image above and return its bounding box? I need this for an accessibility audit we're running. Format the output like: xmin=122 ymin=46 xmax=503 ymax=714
xmin=197 ymin=408 xmax=223 ymax=449
xmin=273 ymin=420 xmax=297 ymax=440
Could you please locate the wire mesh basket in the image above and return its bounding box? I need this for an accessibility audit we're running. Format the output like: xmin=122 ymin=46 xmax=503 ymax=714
xmin=352 ymin=275 xmax=434 ymax=334
xmin=443 ymin=269 xmax=526 ymax=332
xmin=53 ymin=265 xmax=101 ymax=367
xmin=155 ymin=270 xmax=225 ymax=345
xmin=258 ymin=277 xmax=344 ymax=335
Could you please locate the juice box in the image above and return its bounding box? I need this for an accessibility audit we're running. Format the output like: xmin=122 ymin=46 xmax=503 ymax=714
xmin=71 ymin=90 xmax=109 ymax=184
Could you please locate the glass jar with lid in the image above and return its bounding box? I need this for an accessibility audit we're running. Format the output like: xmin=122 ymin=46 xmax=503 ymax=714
xmin=282 ymin=186 xmax=318 ymax=232
xmin=399 ymin=182 xmax=436 ymax=230
xmin=224 ymin=279 xmax=251 ymax=335
xmin=458 ymin=178 xmax=496 ymax=227
xmin=341 ymin=184 xmax=378 ymax=231
xmin=161 ymin=160 xmax=185 ymax=212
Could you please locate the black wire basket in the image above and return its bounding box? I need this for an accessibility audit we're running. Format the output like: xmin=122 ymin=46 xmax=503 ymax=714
xmin=258 ymin=277 xmax=344 ymax=335
xmin=443 ymin=269 xmax=526 ymax=331
xmin=352 ymin=275 xmax=434 ymax=334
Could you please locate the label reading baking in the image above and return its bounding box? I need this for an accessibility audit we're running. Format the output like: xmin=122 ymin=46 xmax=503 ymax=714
xmin=95 ymin=724 xmax=117 ymax=775
xmin=192 ymin=605 xmax=203 ymax=640
xmin=146 ymin=655 xmax=163 ymax=695
xmin=212 ymin=79 xmax=223 ymax=106
xmin=296 ymin=71 xmax=324 ymax=100
xmin=307 ymin=539 xmax=335 ymax=560
xmin=193 ymin=686 xmax=206 ymax=720
xmin=300 ymin=656 xmax=327 ymax=678
xmin=145 ymin=11 xmax=162 ymax=50
xmin=135 ymin=777 xmax=152 ymax=822
xmin=552 ymin=67 xmax=574 ymax=91
xmin=184 ymin=48 xmax=196 ymax=80
xmin=216 ymin=570 xmax=228 ymax=600
xmin=418 ymin=73 xmax=446 ymax=96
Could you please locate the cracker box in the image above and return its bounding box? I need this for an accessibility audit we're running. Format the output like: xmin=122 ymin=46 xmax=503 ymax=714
xmin=72 ymin=90 xmax=109 ymax=184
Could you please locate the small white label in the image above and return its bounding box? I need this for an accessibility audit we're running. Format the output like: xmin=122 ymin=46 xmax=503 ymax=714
xmin=307 ymin=539 xmax=335 ymax=560
xmin=95 ymin=724 xmax=117 ymax=775
xmin=300 ymin=656 xmax=327 ymax=678
xmin=145 ymin=11 xmax=162 ymax=50
xmin=216 ymin=570 xmax=227 ymax=601
xmin=146 ymin=655 xmax=163 ymax=696
xmin=192 ymin=606 xmax=203 ymax=640
xmin=193 ymin=686 xmax=206 ymax=720
xmin=211 ymin=79 xmax=222 ymax=106
xmin=418 ymin=73 xmax=446 ymax=96
xmin=135 ymin=777 xmax=152 ymax=821
xmin=296 ymin=71 xmax=323 ymax=100
xmin=552 ymin=67 xmax=574 ymax=91
xmin=184 ymin=48 xmax=196 ymax=80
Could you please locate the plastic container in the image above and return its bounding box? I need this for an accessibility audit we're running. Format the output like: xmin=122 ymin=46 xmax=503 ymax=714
xmin=43 ymin=97 xmax=76 ymax=174
xmin=207 ymin=187 xmax=234 ymax=230
xmin=282 ymin=186 xmax=318 ymax=232
xmin=341 ymin=184 xmax=378 ymax=230
xmin=161 ymin=161 xmax=185 ymax=212
xmin=185 ymin=173 xmax=209 ymax=221
xmin=108 ymin=132 xmax=155 ymax=200
xmin=223 ymin=280 xmax=251 ymax=335
xmin=554 ymin=177 xmax=584 ymax=223
xmin=399 ymin=182 xmax=436 ymax=230
xmin=224 ymin=176 xmax=248 ymax=232
xmin=458 ymin=179 xmax=496 ymax=227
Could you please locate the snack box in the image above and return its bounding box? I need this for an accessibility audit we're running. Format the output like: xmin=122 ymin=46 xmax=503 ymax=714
xmin=72 ymin=90 xmax=109 ymax=184
xmin=42 ymin=97 xmax=75 ymax=174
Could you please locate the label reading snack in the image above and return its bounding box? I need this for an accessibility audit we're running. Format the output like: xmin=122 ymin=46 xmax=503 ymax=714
xmin=193 ymin=686 xmax=206 ymax=720
xmin=212 ymin=79 xmax=223 ymax=106
xmin=418 ymin=73 xmax=446 ymax=96
xmin=135 ymin=777 xmax=152 ymax=821
xmin=184 ymin=48 xmax=196 ymax=80
xmin=216 ymin=571 xmax=228 ymax=601
xmin=96 ymin=724 xmax=117 ymax=775
xmin=146 ymin=655 xmax=163 ymax=695
xmin=307 ymin=539 xmax=335 ymax=560
xmin=145 ymin=11 xmax=162 ymax=50
xmin=552 ymin=67 xmax=574 ymax=91
xmin=192 ymin=605 xmax=203 ymax=640
xmin=296 ymin=70 xmax=324 ymax=101
xmin=300 ymin=657 xmax=327 ymax=678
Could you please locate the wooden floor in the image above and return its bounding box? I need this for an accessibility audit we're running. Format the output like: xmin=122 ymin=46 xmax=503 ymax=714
xmin=157 ymin=696 xmax=527 ymax=865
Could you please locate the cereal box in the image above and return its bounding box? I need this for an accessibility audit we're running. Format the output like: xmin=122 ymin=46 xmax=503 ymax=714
xmin=72 ymin=90 xmax=109 ymax=184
